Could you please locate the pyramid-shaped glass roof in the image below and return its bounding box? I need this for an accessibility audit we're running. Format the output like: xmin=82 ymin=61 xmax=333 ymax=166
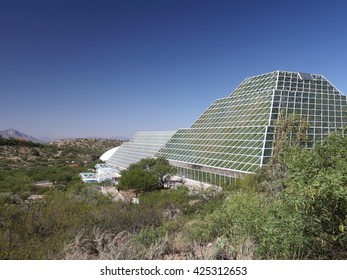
xmin=157 ymin=71 xmax=347 ymax=180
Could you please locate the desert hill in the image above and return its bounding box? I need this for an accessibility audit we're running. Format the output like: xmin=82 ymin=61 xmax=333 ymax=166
xmin=0 ymin=136 xmax=124 ymax=169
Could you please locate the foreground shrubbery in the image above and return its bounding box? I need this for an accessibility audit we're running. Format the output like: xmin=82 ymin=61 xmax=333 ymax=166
xmin=0 ymin=186 xmax=207 ymax=259
xmin=258 ymin=133 xmax=347 ymax=259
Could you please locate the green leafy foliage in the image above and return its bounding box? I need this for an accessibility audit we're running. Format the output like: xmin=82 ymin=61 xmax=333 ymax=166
xmin=0 ymin=170 xmax=32 ymax=194
xmin=118 ymin=168 xmax=158 ymax=193
xmin=257 ymin=132 xmax=347 ymax=259
xmin=129 ymin=157 xmax=176 ymax=187
xmin=257 ymin=113 xmax=310 ymax=196
xmin=119 ymin=157 xmax=176 ymax=192
xmin=187 ymin=191 xmax=265 ymax=243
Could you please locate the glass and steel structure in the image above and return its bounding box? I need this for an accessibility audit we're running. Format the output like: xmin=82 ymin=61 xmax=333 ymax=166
xmin=157 ymin=71 xmax=347 ymax=186
xmin=106 ymin=131 xmax=176 ymax=170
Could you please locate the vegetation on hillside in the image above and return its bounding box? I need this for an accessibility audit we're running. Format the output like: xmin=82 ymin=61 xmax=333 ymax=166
xmin=0 ymin=138 xmax=124 ymax=169
xmin=0 ymin=137 xmax=43 ymax=147
xmin=0 ymin=130 xmax=346 ymax=260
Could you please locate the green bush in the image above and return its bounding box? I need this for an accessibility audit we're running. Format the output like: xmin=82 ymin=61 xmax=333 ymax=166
xmin=257 ymin=132 xmax=347 ymax=259
xmin=118 ymin=168 xmax=158 ymax=193
xmin=187 ymin=191 xmax=266 ymax=244
xmin=119 ymin=157 xmax=176 ymax=192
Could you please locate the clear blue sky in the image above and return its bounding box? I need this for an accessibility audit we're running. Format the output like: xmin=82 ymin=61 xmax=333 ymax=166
xmin=1 ymin=0 xmax=347 ymax=139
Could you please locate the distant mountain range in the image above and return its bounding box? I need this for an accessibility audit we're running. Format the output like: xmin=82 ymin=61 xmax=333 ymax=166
xmin=0 ymin=128 xmax=42 ymax=143
xmin=0 ymin=128 xmax=129 ymax=143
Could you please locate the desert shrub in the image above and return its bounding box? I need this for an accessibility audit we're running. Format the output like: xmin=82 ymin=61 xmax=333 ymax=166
xmin=255 ymin=198 xmax=307 ymax=259
xmin=62 ymin=227 xmax=172 ymax=260
xmin=132 ymin=226 xmax=169 ymax=248
xmin=187 ymin=191 xmax=266 ymax=247
xmin=62 ymin=228 xmax=143 ymax=260
xmin=0 ymin=170 xmax=32 ymax=194
xmin=0 ymin=193 xmax=79 ymax=259
xmin=66 ymin=183 xmax=113 ymax=206
xmin=257 ymin=132 xmax=347 ymax=259
xmin=139 ymin=187 xmax=189 ymax=209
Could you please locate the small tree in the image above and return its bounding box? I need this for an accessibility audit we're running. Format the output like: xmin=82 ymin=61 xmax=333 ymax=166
xmin=118 ymin=168 xmax=158 ymax=193
xmin=128 ymin=157 xmax=176 ymax=188
xmin=150 ymin=157 xmax=176 ymax=188
xmin=119 ymin=157 xmax=176 ymax=193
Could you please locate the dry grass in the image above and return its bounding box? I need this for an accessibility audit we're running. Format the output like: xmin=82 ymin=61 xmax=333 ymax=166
xmin=61 ymin=227 xmax=171 ymax=260
xmin=61 ymin=226 xmax=255 ymax=260
xmin=62 ymin=227 xmax=137 ymax=259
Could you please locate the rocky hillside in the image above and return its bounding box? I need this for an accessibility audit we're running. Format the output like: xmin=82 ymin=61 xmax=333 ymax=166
xmin=0 ymin=138 xmax=125 ymax=169
xmin=52 ymin=138 xmax=124 ymax=153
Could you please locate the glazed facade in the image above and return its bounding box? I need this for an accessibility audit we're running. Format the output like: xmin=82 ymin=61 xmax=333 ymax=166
xmin=106 ymin=131 xmax=176 ymax=170
xmin=157 ymin=71 xmax=347 ymax=186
